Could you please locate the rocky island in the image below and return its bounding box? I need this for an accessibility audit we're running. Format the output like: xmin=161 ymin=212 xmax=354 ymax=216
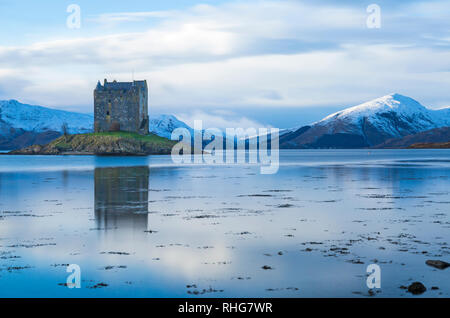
xmin=8 ymin=132 xmax=177 ymax=155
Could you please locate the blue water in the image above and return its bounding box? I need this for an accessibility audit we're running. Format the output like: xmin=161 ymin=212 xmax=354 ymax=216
xmin=1 ymin=149 xmax=450 ymax=172
xmin=0 ymin=150 xmax=449 ymax=297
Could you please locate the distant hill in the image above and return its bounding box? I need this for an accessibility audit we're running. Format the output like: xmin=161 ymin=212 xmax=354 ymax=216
xmin=0 ymin=99 xmax=192 ymax=150
xmin=409 ymin=142 xmax=450 ymax=149
xmin=279 ymin=94 xmax=450 ymax=149
xmin=374 ymin=126 xmax=450 ymax=148
xmin=0 ymin=99 xmax=93 ymax=133
xmin=0 ymin=99 xmax=93 ymax=150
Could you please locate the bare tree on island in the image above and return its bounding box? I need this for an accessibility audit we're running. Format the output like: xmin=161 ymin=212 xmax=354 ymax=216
xmin=61 ymin=122 xmax=69 ymax=137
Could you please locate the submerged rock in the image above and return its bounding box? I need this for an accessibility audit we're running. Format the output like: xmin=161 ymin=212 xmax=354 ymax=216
xmin=262 ymin=265 xmax=273 ymax=270
xmin=425 ymin=260 xmax=450 ymax=270
xmin=407 ymin=282 xmax=426 ymax=295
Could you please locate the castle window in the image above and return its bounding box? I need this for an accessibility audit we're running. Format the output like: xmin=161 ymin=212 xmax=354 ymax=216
xmin=106 ymin=111 xmax=110 ymax=115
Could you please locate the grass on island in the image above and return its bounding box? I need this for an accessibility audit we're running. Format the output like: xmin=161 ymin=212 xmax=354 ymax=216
xmin=53 ymin=141 xmax=72 ymax=150
xmin=50 ymin=131 xmax=177 ymax=152
xmin=87 ymin=131 xmax=175 ymax=143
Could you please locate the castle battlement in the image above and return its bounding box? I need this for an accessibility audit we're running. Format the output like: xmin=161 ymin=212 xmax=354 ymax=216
xmin=94 ymin=79 xmax=149 ymax=134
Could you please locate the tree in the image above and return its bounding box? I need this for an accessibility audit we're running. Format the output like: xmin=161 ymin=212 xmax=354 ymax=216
xmin=61 ymin=122 xmax=69 ymax=136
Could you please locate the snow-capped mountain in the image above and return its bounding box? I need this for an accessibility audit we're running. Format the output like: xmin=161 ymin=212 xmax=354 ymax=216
xmin=280 ymin=93 xmax=450 ymax=148
xmin=0 ymin=99 xmax=93 ymax=134
xmin=316 ymin=93 xmax=449 ymax=134
xmin=149 ymin=114 xmax=193 ymax=139
xmin=0 ymin=99 xmax=192 ymax=150
xmin=2 ymin=94 xmax=449 ymax=150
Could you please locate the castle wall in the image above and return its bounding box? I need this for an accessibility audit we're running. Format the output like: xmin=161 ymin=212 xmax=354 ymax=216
xmin=94 ymin=80 xmax=148 ymax=134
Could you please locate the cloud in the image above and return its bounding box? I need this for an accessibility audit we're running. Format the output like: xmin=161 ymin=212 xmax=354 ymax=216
xmin=176 ymin=109 xmax=267 ymax=130
xmin=0 ymin=0 xmax=450 ymax=116
xmin=89 ymin=11 xmax=177 ymax=25
xmin=147 ymin=44 xmax=450 ymax=108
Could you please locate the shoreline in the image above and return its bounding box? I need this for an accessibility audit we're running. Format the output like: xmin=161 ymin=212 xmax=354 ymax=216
xmin=3 ymin=147 xmax=450 ymax=155
xmin=4 ymin=132 xmax=177 ymax=156
xmin=1 ymin=151 xmax=172 ymax=156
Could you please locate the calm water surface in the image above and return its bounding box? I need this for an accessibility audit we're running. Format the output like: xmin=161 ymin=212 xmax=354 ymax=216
xmin=0 ymin=150 xmax=449 ymax=297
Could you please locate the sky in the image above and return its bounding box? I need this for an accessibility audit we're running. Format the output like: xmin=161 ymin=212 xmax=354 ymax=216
xmin=0 ymin=0 xmax=450 ymax=129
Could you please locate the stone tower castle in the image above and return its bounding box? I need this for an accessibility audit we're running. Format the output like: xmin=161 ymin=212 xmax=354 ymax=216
xmin=94 ymin=79 xmax=149 ymax=134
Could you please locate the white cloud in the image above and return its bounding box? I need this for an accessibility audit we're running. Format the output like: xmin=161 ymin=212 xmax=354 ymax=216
xmin=90 ymin=11 xmax=178 ymax=25
xmin=176 ymin=109 xmax=267 ymax=130
xmin=0 ymin=0 xmax=450 ymax=114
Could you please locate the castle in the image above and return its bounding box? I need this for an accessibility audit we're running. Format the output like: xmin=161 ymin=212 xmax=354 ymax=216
xmin=94 ymin=79 xmax=149 ymax=134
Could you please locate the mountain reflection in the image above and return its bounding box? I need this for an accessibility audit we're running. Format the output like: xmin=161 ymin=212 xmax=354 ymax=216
xmin=94 ymin=166 xmax=149 ymax=231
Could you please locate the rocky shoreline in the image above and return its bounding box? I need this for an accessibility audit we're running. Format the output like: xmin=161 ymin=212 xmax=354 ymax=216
xmin=408 ymin=142 xmax=450 ymax=149
xmin=5 ymin=132 xmax=177 ymax=156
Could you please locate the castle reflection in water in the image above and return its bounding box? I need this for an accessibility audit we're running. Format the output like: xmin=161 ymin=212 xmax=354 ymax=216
xmin=94 ymin=166 xmax=149 ymax=231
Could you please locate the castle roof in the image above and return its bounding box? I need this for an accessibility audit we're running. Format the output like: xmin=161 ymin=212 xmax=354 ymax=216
xmin=105 ymin=82 xmax=133 ymax=90
xmin=96 ymin=79 xmax=147 ymax=91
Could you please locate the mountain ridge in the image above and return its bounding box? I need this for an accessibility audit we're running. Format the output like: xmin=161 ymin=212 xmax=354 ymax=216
xmin=0 ymin=99 xmax=93 ymax=134
xmin=0 ymin=99 xmax=192 ymax=150
xmin=279 ymin=93 xmax=450 ymax=149
xmin=2 ymin=94 xmax=449 ymax=150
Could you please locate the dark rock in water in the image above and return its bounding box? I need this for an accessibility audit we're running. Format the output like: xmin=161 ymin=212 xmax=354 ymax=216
xmin=346 ymin=259 xmax=364 ymax=264
xmin=277 ymin=204 xmax=294 ymax=208
xmin=100 ymin=251 xmax=130 ymax=255
xmin=89 ymin=282 xmax=108 ymax=289
xmin=431 ymin=286 xmax=439 ymax=290
xmin=425 ymin=260 xmax=450 ymax=270
xmin=262 ymin=265 xmax=273 ymax=270
xmin=407 ymin=282 xmax=426 ymax=295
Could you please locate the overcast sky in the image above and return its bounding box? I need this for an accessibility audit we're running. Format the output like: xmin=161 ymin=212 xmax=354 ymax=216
xmin=0 ymin=0 xmax=450 ymax=128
